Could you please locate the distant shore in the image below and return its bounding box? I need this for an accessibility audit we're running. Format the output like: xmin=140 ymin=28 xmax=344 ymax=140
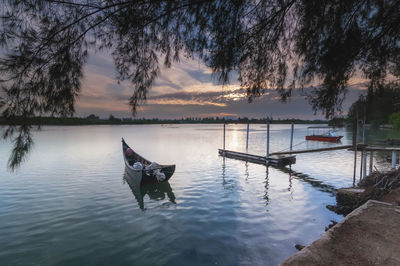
xmin=0 ymin=116 xmax=328 ymax=126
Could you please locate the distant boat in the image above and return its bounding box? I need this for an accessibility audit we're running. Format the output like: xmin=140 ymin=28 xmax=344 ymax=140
xmin=305 ymin=126 xmax=343 ymax=142
xmin=122 ymin=138 xmax=175 ymax=185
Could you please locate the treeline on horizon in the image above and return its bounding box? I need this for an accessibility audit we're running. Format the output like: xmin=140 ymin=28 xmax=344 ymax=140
xmin=0 ymin=115 xmax=327 ymax=126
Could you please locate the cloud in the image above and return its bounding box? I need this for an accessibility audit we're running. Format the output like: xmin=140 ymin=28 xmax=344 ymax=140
xmin=75 ymin=51 xmax=365 ymax=119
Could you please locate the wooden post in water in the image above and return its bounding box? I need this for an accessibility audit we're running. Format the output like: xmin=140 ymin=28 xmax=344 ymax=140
xmin=369 ymin=151 xmax=373 ymax=175
xmin=392 ymin=151 xmax=397 ymax=170
xmin=246 ymin=123 xmax=249 ymax=151
xmin=290 ymin=122 xmax=294 ymax=151
xmin=223 ymin=123 xmax=226 ymax=151
xmin=266 ymin=121 xmax=270 ymax=165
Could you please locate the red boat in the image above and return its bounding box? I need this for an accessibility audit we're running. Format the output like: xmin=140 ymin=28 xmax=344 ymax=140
xmin=305 ymin=135 xmax=343 ymax=142
xmin=305 ymin=127 xmax=343 ymax=142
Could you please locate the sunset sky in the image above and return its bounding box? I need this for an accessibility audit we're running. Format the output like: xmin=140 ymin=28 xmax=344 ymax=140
xmin=76 ymin=52 xmax=367 ymax=119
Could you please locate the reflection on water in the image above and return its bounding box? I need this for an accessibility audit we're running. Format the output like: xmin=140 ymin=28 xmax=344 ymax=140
xmin=123 ymin=171 xmax=176 ymax=210
xmin=276 ymin=167 xmax=337 ymax=195
xmin=264 ymin=167 xmax=270 ymax=205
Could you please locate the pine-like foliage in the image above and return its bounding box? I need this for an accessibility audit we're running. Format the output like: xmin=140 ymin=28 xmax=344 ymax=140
xmin=1 ymin=0 xmax=399 ymax=169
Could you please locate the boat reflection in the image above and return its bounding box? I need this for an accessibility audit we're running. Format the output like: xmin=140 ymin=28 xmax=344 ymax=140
xmin=123 ymin=171 xmax=176 ymax=210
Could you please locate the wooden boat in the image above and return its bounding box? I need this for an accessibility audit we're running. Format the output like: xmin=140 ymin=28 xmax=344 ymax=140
xmin=122 ymin=138 xmax=175 ymax=185
xmin=305 ymin=126 xmax=343 ymax=142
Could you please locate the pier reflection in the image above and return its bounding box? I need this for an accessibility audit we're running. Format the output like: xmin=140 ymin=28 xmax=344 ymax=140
xmin=221 ymin=157 xmax=337 ymax=212
xmin=275 ymin=166 xmax=337 ymax=195
xmin=264 ymin=167 xmax=270 ymax=205
xmin=123 ymin=171 xmax=176 ymax=210
xmin=221 ymin=157 xmax=239 ymax=190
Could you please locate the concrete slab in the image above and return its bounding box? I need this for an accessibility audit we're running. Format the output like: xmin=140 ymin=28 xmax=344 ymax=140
xmin=281 ymin=200 xmax=400 ymax=266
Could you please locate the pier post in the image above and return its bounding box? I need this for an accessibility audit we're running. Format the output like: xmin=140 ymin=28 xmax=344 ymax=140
xmin=362 ymin=152 xmax=367 ymax=179
xmin=392 ymin=151 xmax=397 ymax=170
xmin=352 ymin=119 xmax=358 ymax=186
xmin=369 ymin=152 xmax=373 ymax=175
xmin=360 ymin=150 xmax=364 ymax=181
xmin=359 ymin=120 xmax=366 ymax=181
xmin=290 ymin=122 xmax=294 ymax=151
xmin=246 ymin=123 xmax=249 ymax=151
xmin=362 ymin=122 xmax=366 ymax=144
xmin=266 ymin=122 xmax=270 ymax=164
xmin=223 ymin=123 xmax=226 ymax=151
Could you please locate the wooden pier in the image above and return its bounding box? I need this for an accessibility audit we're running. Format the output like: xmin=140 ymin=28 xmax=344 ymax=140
xmin=219 ymin=149 xmax=296 ymax=167
xmin=270 ymin=145 xmax=353 ymax=156
xmin=220 ymin=121 xmax=297 ymax=167
xmin=219 ymin=122 xmax=399 ymax=181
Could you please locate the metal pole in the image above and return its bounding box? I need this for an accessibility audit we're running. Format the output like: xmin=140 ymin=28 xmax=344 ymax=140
xmin=392 ymin=151 xmax=397 ymax=170
xmin=359 ymin=150 xmax=364 ymax=181
xmin=359 ymin=120 xmax=365 ymax=181
xmin=352 ymin=119 xmax=358 ymax=186
xmin=246 ymin=123 xmax=249 ymax=150
xmin=290 ymin=122 xmax=294 ymax=151
xmin=266 ymin=121 xmax=270 ymax=163
xmin=362 ymin=152 xmax=367 ymax=178
xmin=369 ymin=151 xmax=373 ymax=175
xmin=362 ymin=121 xmax=366 ymax=144
xmin=223 ymin=123 xmax=226 ymax=151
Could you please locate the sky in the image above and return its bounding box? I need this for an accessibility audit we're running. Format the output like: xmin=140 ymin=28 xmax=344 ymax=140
xmin=76 ymin=51 xmax=367 ymax=120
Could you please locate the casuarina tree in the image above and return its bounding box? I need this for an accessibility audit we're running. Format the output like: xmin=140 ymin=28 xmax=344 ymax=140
xmin=1 ymin=0 xmax=399 ymax=169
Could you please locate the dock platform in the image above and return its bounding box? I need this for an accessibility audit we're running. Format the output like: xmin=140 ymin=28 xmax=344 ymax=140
xmin=218 ymin=149 xmax=296 ymax=167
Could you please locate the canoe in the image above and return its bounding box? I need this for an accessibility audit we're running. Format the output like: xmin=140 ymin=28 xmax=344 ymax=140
xmin=305 ymin=135 xmax=343 ymax=142
xmin=122 ymin=138 xmax=175 ymax=185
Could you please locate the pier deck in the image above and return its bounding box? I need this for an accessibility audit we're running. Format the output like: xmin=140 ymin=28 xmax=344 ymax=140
xmin=218 ymin=149 xmax=296 ymax=167
xmin=270 ymin=145 xmax=353 ymax=156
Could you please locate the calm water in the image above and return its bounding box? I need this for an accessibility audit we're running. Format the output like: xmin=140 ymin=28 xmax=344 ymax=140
xmin=0 ymin=124 xmax=398 ymax=266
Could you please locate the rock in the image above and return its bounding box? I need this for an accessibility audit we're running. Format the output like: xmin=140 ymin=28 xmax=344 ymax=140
xmin=324 ymin=220 xmax=337 ymax=231
xmin=336 ymin=188 xmax=365 ymax=207
xmin=295 ymin=244 xmax=305 ymax=251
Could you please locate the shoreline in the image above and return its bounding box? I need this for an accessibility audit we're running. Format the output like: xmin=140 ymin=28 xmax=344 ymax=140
xmin=282 ymin=169 xmax=400 ymax=265
xmin=0 ymin=116 xmax=328 ymax=126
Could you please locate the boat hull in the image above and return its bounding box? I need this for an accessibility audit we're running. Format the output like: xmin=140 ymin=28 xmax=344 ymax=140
xmin=305 ymin=135 xmax=343 ymax=142
xmin=122 ymin=138 xmax=175 ymax=185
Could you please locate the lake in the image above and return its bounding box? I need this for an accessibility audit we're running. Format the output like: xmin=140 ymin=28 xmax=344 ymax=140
xmin=0 ymin=124 xmax=397 ymax=265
